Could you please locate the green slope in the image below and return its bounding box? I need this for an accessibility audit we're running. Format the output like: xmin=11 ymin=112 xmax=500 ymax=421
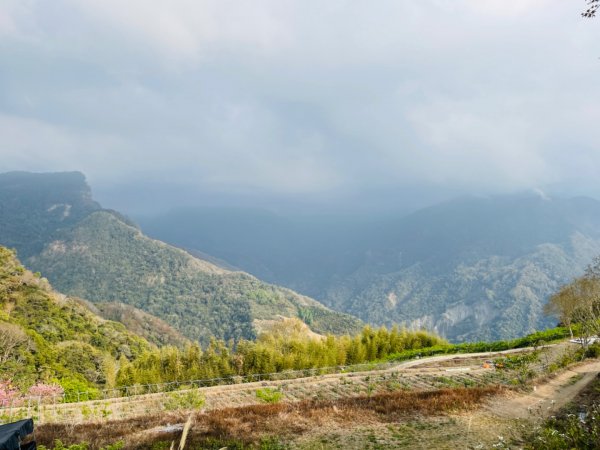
xmin=27 ymin=211 xmax=361 ymax=343
xmin=0 ymin=246 xmax=150 ymax=388
xmin=87 ymin=301 xmax=192 ymax=348
xmin=0 ymin=171 xmax=362 ymax=344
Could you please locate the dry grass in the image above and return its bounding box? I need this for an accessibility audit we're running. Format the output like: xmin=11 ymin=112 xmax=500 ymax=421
xmin=36 ymin=386 xmax=505 ymax=449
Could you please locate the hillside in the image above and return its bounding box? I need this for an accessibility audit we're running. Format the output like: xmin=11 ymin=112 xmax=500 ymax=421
xmin=0 ymin=172 xmax=362 ymax=344
xmin=0 ymin=246 xmax=150 ymax=389
xmin=140 ymin=194 xmax=600 ymax=341
xmin=83 ymin=301 xmax=191 ymax=348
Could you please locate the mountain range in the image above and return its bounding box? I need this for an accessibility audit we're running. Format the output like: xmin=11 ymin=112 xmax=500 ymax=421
xmin=4 ymin=170 xmax=600 ymax=343
xmin=139 ymin=193 xmax=600 ymax=341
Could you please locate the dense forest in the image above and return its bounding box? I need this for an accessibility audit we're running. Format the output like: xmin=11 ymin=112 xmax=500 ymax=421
xmin=0 ymin=172 xmax=362 ymax=346
xmin=0 ymin=245 xmax=443 ymax=397
xmin=116 ymin=321 xmax=444 ymax=387
xmin=27 ymin=210 xmax=362 ymax=343
xmin=0 ymin=246 xmax=149 ymax=395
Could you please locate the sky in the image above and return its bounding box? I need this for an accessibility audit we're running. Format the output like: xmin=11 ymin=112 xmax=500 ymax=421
xmin=0 ymin=0 xmax=599 ymax=214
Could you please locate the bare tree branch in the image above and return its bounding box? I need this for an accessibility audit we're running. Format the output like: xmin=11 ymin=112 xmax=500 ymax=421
xmin=0 ymin=322 xmax=28 ymax=364
xmin=583 ymin=0 xmax=600 ymax=18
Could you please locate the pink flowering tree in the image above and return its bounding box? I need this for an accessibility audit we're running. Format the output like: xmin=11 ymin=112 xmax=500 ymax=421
xmin=0 ymin=380 xmax=21 ymax=407
xmin=27 ymin=383 xmax=64 ymax=403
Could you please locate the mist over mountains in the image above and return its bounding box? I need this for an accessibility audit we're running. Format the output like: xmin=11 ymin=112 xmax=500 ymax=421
xmin=3 ymin=170 xmax=600 ymax=343
xmin=140 ymin=192 xmax=600 ymax=342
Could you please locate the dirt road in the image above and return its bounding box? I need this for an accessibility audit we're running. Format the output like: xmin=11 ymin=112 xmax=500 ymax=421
xmin=485 ymin=358 xmax=600 ymax=420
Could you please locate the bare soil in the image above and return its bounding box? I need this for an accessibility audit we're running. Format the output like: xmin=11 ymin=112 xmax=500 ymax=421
xmin=291 ymin=357 xmax=600 ymax=449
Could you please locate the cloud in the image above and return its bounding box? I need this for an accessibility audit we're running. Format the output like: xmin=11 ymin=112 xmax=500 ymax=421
xmin=0 ymin=0 xmax=599 ymax=210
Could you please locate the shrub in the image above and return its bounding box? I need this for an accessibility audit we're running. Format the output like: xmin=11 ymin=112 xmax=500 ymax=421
xmin=255 ymin=388 xmax=283 ymax=404
xmin=524 ymin=404 xmax=600 ymax=449
xmin=59 ymin=378 xmax=99 ymax=402
xmin=585 ymin=343 xmax=600 ymax=358
xmin=163 ymin=390 xmax=205 ymax=411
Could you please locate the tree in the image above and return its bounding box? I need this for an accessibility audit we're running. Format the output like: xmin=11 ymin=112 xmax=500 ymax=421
xmin=545 ymin=274 xmax=600 ymax=349
xmin=569 ymin=277 xmax=600 ymax=348
xmin=583 ymin=0 xmax=600 ymax=18
xmin=544 ymin=283 xmax=579 ymax=338
xmin=0 ymin=322 xmax=28 ymax=364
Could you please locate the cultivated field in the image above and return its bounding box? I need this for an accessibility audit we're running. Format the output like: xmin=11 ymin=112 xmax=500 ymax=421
xmin=33 ymin=351 xmax=600 ymax=449
xmin=1 ymin=345 xmax=563 ymax=425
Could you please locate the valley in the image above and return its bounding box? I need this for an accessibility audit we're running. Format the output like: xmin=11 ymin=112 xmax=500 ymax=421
xmin=140 ymin=194 xmax=600 ymax=342
xmin=0 ymin=172 xmax=362 ymax=345
xmin=2 ymin=171 xmax=600 ymax=449
xmin=2 ymin=2 xmax=599 ymax=448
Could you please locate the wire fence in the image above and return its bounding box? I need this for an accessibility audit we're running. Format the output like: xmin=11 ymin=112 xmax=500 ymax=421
xmin=1 ymin=360 xmax=403 ymax=412
xmin=0 ymin=344 xmax=573 ymax=426
xmin=0 ymin=345 xmax=552 ymax=417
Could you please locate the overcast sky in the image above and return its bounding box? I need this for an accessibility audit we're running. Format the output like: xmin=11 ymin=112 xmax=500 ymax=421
xmin=0 ymin=1 xmax=599 ymax=213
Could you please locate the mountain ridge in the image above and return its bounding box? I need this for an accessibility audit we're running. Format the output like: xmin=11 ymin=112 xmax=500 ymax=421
xmin=139 ymin=193 xmax=600 ymax=341
xmin=0 ymin=171 xmax=362 ymax=344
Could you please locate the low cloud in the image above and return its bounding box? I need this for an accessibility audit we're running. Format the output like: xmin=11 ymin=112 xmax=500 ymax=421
xmin=0 ymin=0 xmax=599 ymax=211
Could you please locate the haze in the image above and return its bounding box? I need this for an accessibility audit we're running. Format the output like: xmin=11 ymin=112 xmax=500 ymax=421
xmin=0 ymin=0 xmax=599 ymax=214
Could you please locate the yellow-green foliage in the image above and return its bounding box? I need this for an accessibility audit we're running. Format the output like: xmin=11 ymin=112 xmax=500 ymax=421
xmin=0 ymin=247 xmax=150 ymax=390
xmin=0 ymin=245 xmax=443 ymax=393
xmin=255 ymin=388 xmax=283 ymax=404
xmin=118 ymin=319 xmax=446 ymax=385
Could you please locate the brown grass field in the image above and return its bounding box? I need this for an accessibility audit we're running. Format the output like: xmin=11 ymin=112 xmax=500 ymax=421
xmin=36 ymin=386 xmax=505 ymax=449
xmin=29 ymin=344 xmax=594 ymax=449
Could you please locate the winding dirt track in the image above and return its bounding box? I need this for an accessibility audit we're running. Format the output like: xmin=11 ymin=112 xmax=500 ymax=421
xmin=485 ymin=359 xmax=600 ymax=420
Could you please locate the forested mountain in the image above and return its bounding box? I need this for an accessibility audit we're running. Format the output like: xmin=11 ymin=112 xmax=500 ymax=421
xmin=83 ymin=301 xmax=191 ymax=348
xmin=0 ymin=245 xmax=150 ymax=389
xmin=0 ymin=172 xmax=362 ymax=344
xmin=140 ymin=194 xmax=600 ymax=342
xmin=0 ymin=243 xmax=441 ymax=395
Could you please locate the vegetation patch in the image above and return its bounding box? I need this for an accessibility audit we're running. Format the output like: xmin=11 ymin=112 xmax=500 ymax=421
xmin=517 ymin=373 xmax=600 ymax=449
xmin=255 ymin=388 xmax=283 ymax=404
xmin=163 ymin=390 xmax=205 ymax=411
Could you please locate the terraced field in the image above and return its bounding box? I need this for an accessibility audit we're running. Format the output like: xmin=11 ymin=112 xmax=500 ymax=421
xmin=5 ymin=345 xmax=566 ymax=425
